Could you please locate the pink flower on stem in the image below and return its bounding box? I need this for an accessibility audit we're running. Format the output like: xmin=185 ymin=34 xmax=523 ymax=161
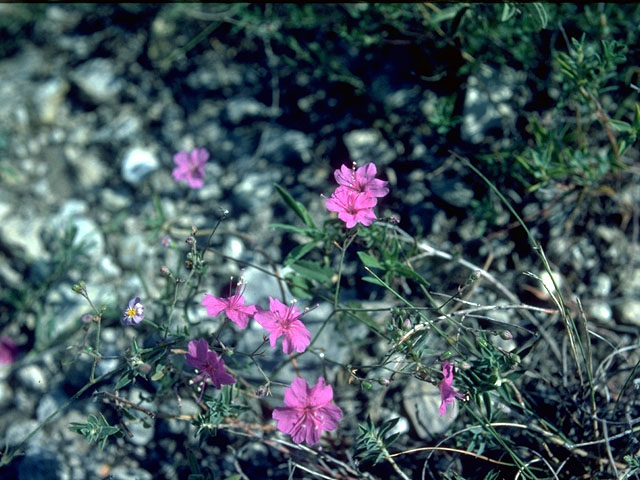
xmin=172 ymin=147 xmax=209 ymax=189
xmin=185 ymin=339 xmax=236 ymax=400
xmin=254 ymin=297 xmax=311 ymax=354
xmin=122 ymin=297 xmax=144 ymax=326
xmin=0 ymin=336 xmax=18 ymax=365
xmin=334 ymin=162 xmax=389 ymax=198
xmin=439 ymin=360 xmax=465 ymax=417
xmin=202 ymin=279 xmax=257 ymax=329
xmin=272 ymin=377 xmax=343 ymax=445
xmin=324 ymin=186 xmax=378 ymax=228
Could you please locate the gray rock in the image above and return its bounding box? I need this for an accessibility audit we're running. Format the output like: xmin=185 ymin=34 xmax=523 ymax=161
xmin=226 ymin=98 xmax=269 ymax=124
xmin=186 ymin=60 xmax=244 ymax=91
xmin=121 ymin=147 xmax=159 ymax=185
xmin=592 ymin=274 xmax=612 ymax=297
xmin=36 ymin=392 xmax=65 ymax=422
xmin=461 ymin=65 xmax=523 ymax=144
xmin=402 ymin=377 xmax=456 ymax=438
xmin=0 ymin=380 xmax=12 ymax=408
xmin=51 ymin=199 xmax=105 ymax=262
xmin=18 ymin=448 xmax=63 ymax=480
xmin=17 ymin=364 xmax=48 ymax=392
xmin=0 ymin=207 xmax=47 ymax=260
xmin=5 ymin=419 xmax=42 ymax=447
xmin=71 ymin=58 xmax=124 ymax=103
xmin=618 ymin=300 xmax=640 ymax=326
xmin=109 ymin=466 xmax=153 ymax=480
xmin=429 ymin=172 xmax=474 ymax=209
xmin=100 ymin=188 xmax=130 ymax=211
xmin=64 ymin=147 xmax=109 ymax=190
xmin=33 ymin=78 xmax=69 ymax=124
xmin=343 ymin=129 xmax=395 ymax=166
xmin=261 ymin=128 xmax=313 ymax=164
xmin=588 ymin=302 xmax=613 ymax=325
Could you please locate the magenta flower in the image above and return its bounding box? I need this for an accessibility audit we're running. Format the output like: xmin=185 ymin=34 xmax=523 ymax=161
xmin=122 ymin=297 xmax=144 ymax=326
xmin=185 ymin=339 xmax=236 ymax=399
xmin=334 ymin=162 xmax=389 ymax=198
xmin=273 ymin=377 xmax=343 ymax=445
xmin=325 ymin=186 xmax=378 ymax=228
xmin=202 ymin=281 xmax=257 ymax=329
xmin=0 ymin=336 xmax=18 ymax=365
xmin=254 ymin=297 xmax=311 ymax=354
xmin=172 ymin=147 xmax=209 ymax=189
xmin=439 ymin=360 xmax=465 ymax=417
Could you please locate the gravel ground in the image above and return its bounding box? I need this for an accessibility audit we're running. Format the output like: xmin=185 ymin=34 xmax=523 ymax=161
xmin=1 ymin=4 xmax=639 ymax=479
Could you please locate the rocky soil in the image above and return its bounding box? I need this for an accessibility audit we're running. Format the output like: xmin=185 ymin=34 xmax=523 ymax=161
xmin=0 ymin=4 xmax=639 ymax=480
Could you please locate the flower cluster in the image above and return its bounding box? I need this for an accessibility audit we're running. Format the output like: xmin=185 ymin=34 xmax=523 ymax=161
xmin=324 ymin=162 xmax=389 ymax=228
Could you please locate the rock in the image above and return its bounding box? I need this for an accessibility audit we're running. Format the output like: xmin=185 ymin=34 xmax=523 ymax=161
xmin=0 ymin=381 xmax=12 ymax=408
xmin=0 ymin=206 xmax=47 ymax=260
xmin=33 ymin=78 xmax=69 ymax=124
xmin=186 ymin=59 xmax=244 ymax=91
xmin=121 ymin=147 xmax=159 ymax=185
xmin=343 ymin=129 xmax=395 ymax=166
xmin=592 ymin=273 xmax=612 ymax=297
xmin=225 ymin=98 xmax=269 ymax=124
xmin=17 ymin=364 xmax=48 ymax=392
xmin=18 ymin=448 xmax=63 ymax=480
xmin=100 ymin=188 xmax=130 ymax=211
xmin=71 ymin=58 xmax=124 ymax=104
xmin=429 ymin=171 xmax=474 ymax=209
xmin=109 ymin=466 xmax=153 ymax=480
xmin=261 ymin=128 xmax=313 ymax=165
xmin=50 ymin=199 xmax=106 ymax=262
xmin=64 ymin=147 xmax=109 ymax=190
xmin=4 ymin=419 xmax=42 ymax=447
xmin=36 ymin=392 xmax=65 ymax=422
xmin=618 ymin=300 xmax=640 ymax=326
xmin=461 ymin=65 xmax=522 ymax=144
xmin=588 ymin=302 xmax=613 ymax=325
xmin=402 ymin=377 xmax=455 ymax=438
xmin=232 ymin=171 xmax=277 ymax=214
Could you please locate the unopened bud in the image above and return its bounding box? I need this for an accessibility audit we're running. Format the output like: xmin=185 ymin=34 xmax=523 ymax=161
xmin=500 ymin=330 xmax=513 ymax=340
xmin=72 ymin=281 xmax=86 ymax=294
xmin=161 ymin=266 xmax=170 ymax=276
xmin=185 ymin=236 xmax=195 ymax=245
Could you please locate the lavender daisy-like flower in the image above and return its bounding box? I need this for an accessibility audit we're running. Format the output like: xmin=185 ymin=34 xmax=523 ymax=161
xmin=254 ymin=297 xmax=311 ymax=354
xmin=122 ymin=297 xmax=144 ymax=326
xmin=272 ymin=377 xmax=343 ymax=445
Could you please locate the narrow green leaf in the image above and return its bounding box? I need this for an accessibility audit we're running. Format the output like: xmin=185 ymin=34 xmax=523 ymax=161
xmin=290 ymin=260 xmax=333 ymax=284
xmin=362 ymin=275 xmax=386 ymax=287
xmin=284 ymin=242 xmax=318 ymax=266
xmin=274 ymin=184 xmax=316 ymax=229
xmin=270 ymin=223 xmax=312 ymax=236
xmin=609 ymin=119 xmax=633 ymax=134
xmin=357 ymin=251 xmax=383 ymax=269
xmin=115 ymin=370 xmax=133 ymax=390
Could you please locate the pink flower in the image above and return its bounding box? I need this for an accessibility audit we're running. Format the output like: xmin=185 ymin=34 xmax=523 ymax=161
xmin=439 ymin=360 xmax=465 ymax=417
xmin=202 ymin=281 xmax=257 ymax=329
xmin=334 ymin=162 xmax=389 ymax=198
xmin=254 ymin=297 xmax=311 ymax=354
xmin=122 ymin=297 xmax=144 ymax=326
xmin=272 ymin=377 xmax=343 ymax=445
xmin=324 ymin=186 xmax=378 ymax=228
xmin=185 ymin=339 xmax=236 ymax=399
xmin=0 ymin=336 xmax=18 ymax=365
xmin=172 ymin=147 xmax=209 ymax=189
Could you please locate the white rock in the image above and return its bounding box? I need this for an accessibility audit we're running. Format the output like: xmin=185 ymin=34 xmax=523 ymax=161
xmin=121 ymin=147 xmax=159 ymax=185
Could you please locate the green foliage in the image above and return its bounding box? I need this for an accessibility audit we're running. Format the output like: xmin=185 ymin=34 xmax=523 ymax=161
xmin=355 ymin=417 xmax=400 ymax=466
xmin=193 ymin=386 xmax=244 ymax=440
xmin=69 ymin=413 xmax=121 ymax=451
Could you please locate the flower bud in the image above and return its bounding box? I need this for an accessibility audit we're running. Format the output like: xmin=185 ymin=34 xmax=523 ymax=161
xmin=361 ymin=380 xmax=373 ymax=390
xmin=500 ymin=330 xmax=513 ymax=340
xmin=160 ymin=266 xmax=170 ymax=276
xmin=185 ymin=236 xmax=195 ymax=245
xmin=72 ymin=281 xmax=86 ymax=294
